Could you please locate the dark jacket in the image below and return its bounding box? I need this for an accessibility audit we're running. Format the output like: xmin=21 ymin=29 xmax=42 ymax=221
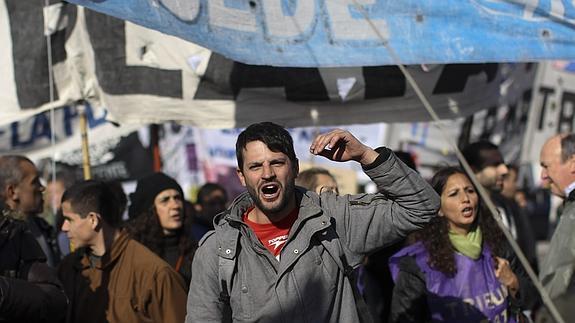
xmin=0 ymin=211 xmax=67 ymax=323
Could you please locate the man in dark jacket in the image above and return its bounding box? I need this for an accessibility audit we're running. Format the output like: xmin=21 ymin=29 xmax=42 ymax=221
xmin=0 ymin=201 xmax=67 ymax=323
xmin=0 ymin=155 xmax=60 ymax=266
xmin=186 ymin=123 xmax=440 ymax=322
xmin=462 ymin=141 xmax=539 ymax=311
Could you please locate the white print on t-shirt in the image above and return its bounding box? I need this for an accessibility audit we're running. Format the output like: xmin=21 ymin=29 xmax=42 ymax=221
xmin=268 ymin=235 xmax=288 ymax=251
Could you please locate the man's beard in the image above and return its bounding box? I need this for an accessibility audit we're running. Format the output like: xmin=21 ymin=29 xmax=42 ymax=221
xmin=247 ymin=180 xmax=296 ymax=217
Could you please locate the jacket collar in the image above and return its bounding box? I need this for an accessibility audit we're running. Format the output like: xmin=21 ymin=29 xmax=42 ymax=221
xmin=213 ymin=188 xmax=330 ymax=258
xmin=78 ymin=230 xmax=130 ymax=270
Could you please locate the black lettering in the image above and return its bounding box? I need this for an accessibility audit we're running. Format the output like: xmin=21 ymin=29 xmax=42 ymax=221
xmin=503 ymin=103 xmax=517 ymax=136
xmin=538 ymin=87 xmax=555 ymax=130
xmin=194 ymin=52 xmax=328 ymax=101
xmin=363 ymin=66 xmax=405 ymax=99
xmin=558 ymin=91 xmax=575 ymax=133
xmin=84 ymin=9 xmax=182 ymax=97
xmin=481 ymin=107 xmax=497 ymax=140
xmin=433 ymin=64 xmax=498 ymax=94
xmin=6 ymin=0 xmax=70 ymax=108
xmin=517 ymin=88 xmax=532 ymax=135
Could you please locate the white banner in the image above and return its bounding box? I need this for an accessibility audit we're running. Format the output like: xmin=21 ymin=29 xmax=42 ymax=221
xmin=0 ymin=2 xmax=536 ymax=129
xmin=521 ymin=61 xmax=575 ymax=184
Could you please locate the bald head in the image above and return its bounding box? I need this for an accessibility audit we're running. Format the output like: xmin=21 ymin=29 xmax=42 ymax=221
xmin=0 ymin=156 xmax=44 ymax=215
xmin=540 ymin=134 xmax=575 ymax=198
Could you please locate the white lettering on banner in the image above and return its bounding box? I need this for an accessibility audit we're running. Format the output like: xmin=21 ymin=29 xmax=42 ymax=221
xmin=156 ymin=0 xmax=389 ymax=41
xmin=325 ymin=0 xmax=389 ymax=41
xmin=0 ymin=105 xmax=107 ymax=152
xmin=157 ymin=0 xmax=200 ymax=22
xmin=208 ymin=0 xmax=257 ymax=32
xmin=471 ymin=0 xmax=575 ymax=23
xmin=261 ymin=0 xmax=315 ymax=38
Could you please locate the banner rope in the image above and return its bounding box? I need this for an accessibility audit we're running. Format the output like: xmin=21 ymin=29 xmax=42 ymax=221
xmin=43 ymin=0 xmax=58 ymax=213
xmin=351 ymin=1 xmax=564 ymax=322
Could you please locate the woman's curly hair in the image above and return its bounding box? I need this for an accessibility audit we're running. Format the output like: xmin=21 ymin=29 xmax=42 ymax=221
xmin=125 ymin=203 xmax=197 ymax=267
xmin=411 ymin=166 xmax=506 ymax=277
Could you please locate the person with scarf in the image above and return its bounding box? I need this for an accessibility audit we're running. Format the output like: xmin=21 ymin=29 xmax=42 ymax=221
xmin=389 ymin=166 xmax=533 ymax=323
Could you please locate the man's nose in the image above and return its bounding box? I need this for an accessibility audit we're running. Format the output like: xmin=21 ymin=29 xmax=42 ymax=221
xmin=541 ymin=168 xmax=549 ymax=182
xmin=497 ymin=163 xmax=509 ymax=176
xmin=61 ymin=220 xmax=69 ymax=232
xmin=262 ymin=164 xmax=275 ymax=179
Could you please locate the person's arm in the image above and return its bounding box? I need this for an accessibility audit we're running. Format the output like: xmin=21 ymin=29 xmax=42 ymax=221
xmin=0 ymin=262 xmax=67 ymax=323
xmin=389 ymin=256 xmax=430 ymax=323
xmin=185 ymin=232 xmax=225 ymax=323
xmin=503 ymin=243 xmax=540 ymax=311
xmin=310 ymin=129 xmax=440 ymax=254
xmin=0 ymin=220 xmax=67 ymax=323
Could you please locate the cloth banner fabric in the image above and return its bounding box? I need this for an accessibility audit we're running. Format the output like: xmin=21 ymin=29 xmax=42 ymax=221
xmin=0 ymin=2 xmax=536 ymax=128
xmin=66 ymin=0 xmax=575 ymax=67
xmin=521 ymin=61 xmax=575 ymax=183
xmin=0 ymin=103 xmax=149 ymax=182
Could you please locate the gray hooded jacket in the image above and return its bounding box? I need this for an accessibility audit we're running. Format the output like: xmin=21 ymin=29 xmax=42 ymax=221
xmin=186 ymin=151 xmax=440 ymax=323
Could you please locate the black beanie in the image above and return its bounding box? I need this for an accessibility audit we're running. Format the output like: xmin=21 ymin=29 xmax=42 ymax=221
xmin=128 ymin=172 xmax=183 ymax=219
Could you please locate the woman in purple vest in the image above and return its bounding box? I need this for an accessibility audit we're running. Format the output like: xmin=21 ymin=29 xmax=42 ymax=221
xmin=389 ymin=166 xmax=529 ymax=322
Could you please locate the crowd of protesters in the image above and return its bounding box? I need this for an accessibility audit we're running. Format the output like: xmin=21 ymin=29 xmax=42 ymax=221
xmin=0 ymin=122 xmax=574 ymax=322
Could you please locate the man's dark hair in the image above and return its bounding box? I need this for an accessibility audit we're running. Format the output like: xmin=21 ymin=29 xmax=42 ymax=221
xmin=461 ymin=141 xmax=500 ymax=172
xmin=197 ymin=183 xmax=227 ymax=206
xmin=61 ymin=180 xmax=122 ymax=228
xmin=0 ymin=155 xmax=34 ymax=202
xmin=235 ymin=122 xmax=297 ymax=170
xmin=561 ymin=133 xmax=575 ymax=162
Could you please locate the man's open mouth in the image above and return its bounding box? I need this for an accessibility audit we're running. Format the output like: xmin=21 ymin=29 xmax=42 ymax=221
xmin=261 ymin=183 xmax=280 ymax=199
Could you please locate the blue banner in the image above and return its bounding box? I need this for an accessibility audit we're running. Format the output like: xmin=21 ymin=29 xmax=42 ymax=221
xmin=66 ymin=0 xmax=575 ymax=67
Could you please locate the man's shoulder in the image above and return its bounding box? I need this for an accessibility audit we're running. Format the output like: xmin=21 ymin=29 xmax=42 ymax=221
xmin=124 ymin=238 xmax=173 ymax=269
xmin=58 ymin=249 xmax=88 ymax=281
xmin=563 ymin=199 xmax=575 ymax=213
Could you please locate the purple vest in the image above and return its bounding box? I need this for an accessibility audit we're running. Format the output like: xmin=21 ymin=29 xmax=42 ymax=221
xmin=390 ymin=242 xmax=515 ymax=323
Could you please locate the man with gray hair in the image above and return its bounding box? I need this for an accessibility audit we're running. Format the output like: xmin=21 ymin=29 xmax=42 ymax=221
xmin=538 ymin=133 xmax=575 ymax=321
xmin=0 ymin=155 xmax=59 ymax=266
xmin=0 ymin=156 xmax=67 ymax=322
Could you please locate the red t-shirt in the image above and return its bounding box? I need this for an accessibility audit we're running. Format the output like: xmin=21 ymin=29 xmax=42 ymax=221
xmin=243 ymin=207 xmax=299 ymax=260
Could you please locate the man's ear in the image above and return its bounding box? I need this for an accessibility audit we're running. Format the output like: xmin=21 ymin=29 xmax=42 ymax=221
xmin=88 ymin=212 xmax=101 ymax=230
xmin=236 ymin=168 xmax=246 ymax=187
xmin=4 ymin=183 xmax=19 ymax=204
xmin=569 ymin=155 xmax=575 ymax=174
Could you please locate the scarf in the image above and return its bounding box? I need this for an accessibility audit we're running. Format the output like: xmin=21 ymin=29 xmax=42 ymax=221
xmin=449 ymin=226 xmax=482 ymax=259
